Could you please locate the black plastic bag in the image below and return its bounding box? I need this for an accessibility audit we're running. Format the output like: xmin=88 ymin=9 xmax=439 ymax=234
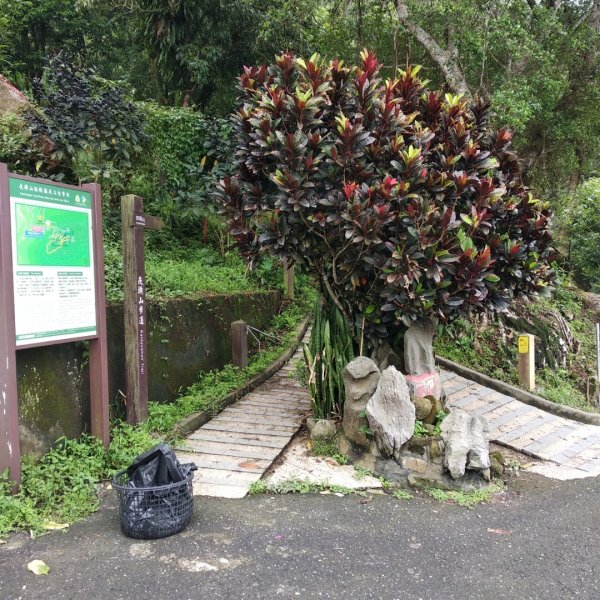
xmin=126 ymin=442 xmax=192 ymax=488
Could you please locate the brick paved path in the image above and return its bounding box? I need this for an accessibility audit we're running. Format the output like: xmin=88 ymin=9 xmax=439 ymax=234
xmin=443 ymin=369 xmax=600 ymax=478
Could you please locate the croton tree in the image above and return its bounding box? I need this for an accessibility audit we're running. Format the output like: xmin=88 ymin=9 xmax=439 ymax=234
xmin=215 ymin=50 xmax=555 ymax=365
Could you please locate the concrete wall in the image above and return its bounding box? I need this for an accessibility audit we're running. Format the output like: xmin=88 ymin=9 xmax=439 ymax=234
xmin=16 ymin=290 xmax=281 ymax=455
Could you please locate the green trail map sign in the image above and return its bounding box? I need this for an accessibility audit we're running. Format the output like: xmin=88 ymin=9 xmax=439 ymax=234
xmin=9 ymin=177 xmax=97 ymax=346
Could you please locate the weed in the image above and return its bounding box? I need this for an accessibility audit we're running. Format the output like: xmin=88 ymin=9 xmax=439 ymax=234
xmin=392 ymin=489 xmax=413 ymax=500
xmin=426 ymin=483 xmax=502 ymax=507
xmin=248 ymin=480 xmax=267 ymax=495
xmin=353 ymin=465 xmax=375 ymax=480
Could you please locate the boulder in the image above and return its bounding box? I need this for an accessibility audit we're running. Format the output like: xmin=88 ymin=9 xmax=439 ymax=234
xmin=440 ymin=408 xmax=490 ymax=479
xmin=366 ymin=366 xmax=415 ymax=461
xmin=342 ymin=356 xmax=380 ymax=447
xmin=306 ymin=417 xmax=336 ymax=441
xmin=404 ymin=319 xmax=437 ymax=375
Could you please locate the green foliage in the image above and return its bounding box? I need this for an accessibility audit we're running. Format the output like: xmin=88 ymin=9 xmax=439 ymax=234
xmin=141 ymin=103 xmax=235 ymax=227
xmin=310 ymin=440 xmax=348 ymax=465
xmin=426 ymin=483 xmax=502 ymax=507
xmin=0 ymin=113 xmax=39 ymax=172
xmin=103 ymin=242 xmax=269 ymax=303
xmin=413 ymin=411 xmax=447 ymax=438
xmin=217 ymin=52 xmax=555 ymax=350
xmin=392 ymin=489 xmax=413 ymax=500
xmin=563 ymin=178 xmax=600 ymax=291
xmin=0 ymin=432 xmax=152 ymax=535
xmin=303 ymin=298 xmax=355 ymax=419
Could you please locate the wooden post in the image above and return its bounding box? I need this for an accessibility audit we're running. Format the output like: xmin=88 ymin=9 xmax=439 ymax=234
xmin=0 ymin=163 xmax=20 ymax=486
xmin=518 ymin=333 xmax=535 ymax=391
xmin=121 ymin=195 xmax=164 ymax=424
xmin=283 ymin=259 xmax=294 ymax=300
xmin=83 ymin=183 xmax=110 ymax=447
xmin=231 ymin=321 xmax=248 ymax=368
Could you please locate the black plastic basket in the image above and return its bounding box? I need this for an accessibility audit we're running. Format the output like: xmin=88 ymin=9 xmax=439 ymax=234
xmin=113 ymin=469 xmax=194 ymax=540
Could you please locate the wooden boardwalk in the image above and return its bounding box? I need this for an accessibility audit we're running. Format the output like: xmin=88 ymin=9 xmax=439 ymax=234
xmin=177 ymin=344 xmax=310 ymax=498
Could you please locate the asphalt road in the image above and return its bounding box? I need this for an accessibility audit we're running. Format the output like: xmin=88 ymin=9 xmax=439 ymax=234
xmin=1 ymin=472 xmax=599 ymax=600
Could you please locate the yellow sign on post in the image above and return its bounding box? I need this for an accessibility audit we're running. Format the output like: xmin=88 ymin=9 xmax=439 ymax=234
xmin=518 ymin=335 xmax=529 ymax=354
xmin=518 ymin=333 xmax=535 ymax=391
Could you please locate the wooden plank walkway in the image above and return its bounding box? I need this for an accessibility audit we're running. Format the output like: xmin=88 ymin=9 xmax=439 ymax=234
xmin=176 ymin=342 xmax=310 ymax=498
xmin=443 ymin=369 xmax=600 ymax=478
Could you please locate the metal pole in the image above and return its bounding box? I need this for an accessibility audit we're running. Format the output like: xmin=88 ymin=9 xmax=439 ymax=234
xmin=596 ymin=323 xmax=600 ymax=381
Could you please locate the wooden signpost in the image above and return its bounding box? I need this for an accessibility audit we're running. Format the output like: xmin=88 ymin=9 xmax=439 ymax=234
xmin=518 ymin=333 xmax=535 ymax=391
xmin=121 ymin=195 xmax=164 ymax=425
xmin=0 ymin=164 xmax=109 ymax=486
xmin=283 ymin=258 xmax=294 ymax=300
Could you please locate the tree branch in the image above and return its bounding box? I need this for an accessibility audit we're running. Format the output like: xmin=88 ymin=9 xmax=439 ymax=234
xmin=392 ymin=0 xmax=472 ymax=99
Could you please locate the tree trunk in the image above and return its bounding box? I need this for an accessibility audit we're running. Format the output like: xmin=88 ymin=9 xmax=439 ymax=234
xmin=392 ymin=0 xmax=472 ymax=100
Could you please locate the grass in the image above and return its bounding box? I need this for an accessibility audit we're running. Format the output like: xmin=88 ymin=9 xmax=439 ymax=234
xmin=309 ymin=440 xmax=348 ymax=465
xmin=425 ymin=483 xmax=502 ymax=507
xmin=104 ymin=241 xmax=281 ymax=303
xmin=248 ymin=479 xmax=361 ymax=496
xmin=0 ymin=284 xmax=314 ymax=537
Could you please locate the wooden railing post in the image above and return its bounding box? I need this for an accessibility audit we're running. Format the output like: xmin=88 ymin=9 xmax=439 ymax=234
xmin=232 ymin=321 xmax=248 ymax=368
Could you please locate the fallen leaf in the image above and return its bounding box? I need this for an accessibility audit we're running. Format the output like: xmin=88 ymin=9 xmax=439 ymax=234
xmin=27 ymin=560 xmax=50 ymax=575
xmin=42 ymin=521 xmax=69 ymax=531
xmin=334 ymin=492 xmax=345 ymax=497
xmin=238 ymin=461 xmax=261 ymax=469
xmin=487 ymin=528 xmax=512 ymax=535
xmin=0 ymin=539 xmax=6 ymax=544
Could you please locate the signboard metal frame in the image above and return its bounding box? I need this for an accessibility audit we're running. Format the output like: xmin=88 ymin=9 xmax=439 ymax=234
xmin=0 ymin=164 xmax=109 ymax=486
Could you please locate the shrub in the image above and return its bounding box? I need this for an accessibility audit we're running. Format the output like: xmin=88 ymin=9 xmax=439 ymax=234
xmin=27 ymin=53 xmax=146 ymax=186
xmin=141 ymin=103 xmax=235 ymax=228
xmin=566 ymin=178 xmax=600 ymax=291
xmin=216 ymin=51 xmax=555 ymax=350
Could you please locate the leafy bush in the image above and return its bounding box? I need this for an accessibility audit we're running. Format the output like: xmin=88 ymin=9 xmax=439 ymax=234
xmin=216 ymin=52 xmax=555 ymax=349
xmin=27 ymin=54 xmax=146 ymax=186
xmin=565 ymin=178 xmax=600 ymax=292
xmin=142 ymin=103 xmax=235 ymax=227
xmin=0 ymin=112 xmax=39 ymax=173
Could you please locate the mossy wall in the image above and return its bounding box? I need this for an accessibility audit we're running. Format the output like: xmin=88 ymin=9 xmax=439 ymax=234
xmin=16 ymin=290 xmax=281 ymax=454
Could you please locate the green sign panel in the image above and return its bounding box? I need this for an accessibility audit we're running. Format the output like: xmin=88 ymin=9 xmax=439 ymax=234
xmin=9 ymin=177 xmax=97 ymax=346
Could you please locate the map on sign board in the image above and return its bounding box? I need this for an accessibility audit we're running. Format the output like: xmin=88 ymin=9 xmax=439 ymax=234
xmin=9 ymin=177 xmax=97 ymax=346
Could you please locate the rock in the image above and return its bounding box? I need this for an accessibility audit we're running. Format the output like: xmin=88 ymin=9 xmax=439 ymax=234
xmin=406 ymin=372 xmax=444 ymax=403
xmin=342 ymin=357 xmax=381 ymax=447
xmin=401 ymin=455 xmax=428 ymax=474
xmin=490 ymin=453 xmax=505 ymax=477
xmin=306 ymin=418 xmax=336 ymax=441
xmin=413 ymin=396 xmax=433 ymax=421
xmin=404 ymin=319 xmax=444 ymax=403
xmin=404 ymin=319 xmax=437 ymax=375
xmin=371 ymin=343 xmax=403 ymax=371
xmin=440 ymin=408 xmax=490 ymax=480
xmin=366 ymin=367 xmax=415 ymax=461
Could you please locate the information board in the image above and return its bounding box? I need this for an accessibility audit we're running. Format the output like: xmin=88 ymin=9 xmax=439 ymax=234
xmin=9 ymin=177 xmax=97 ymax=346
